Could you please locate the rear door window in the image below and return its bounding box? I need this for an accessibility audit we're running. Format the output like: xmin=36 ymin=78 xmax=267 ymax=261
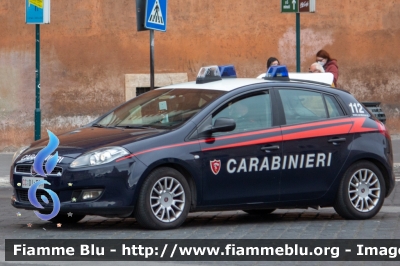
xmin=278 ymin=89 xmax=327 ymax=125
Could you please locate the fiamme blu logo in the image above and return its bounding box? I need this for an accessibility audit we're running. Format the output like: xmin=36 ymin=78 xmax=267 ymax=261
xmin=27 ymin=130 xmax=61 ymax=221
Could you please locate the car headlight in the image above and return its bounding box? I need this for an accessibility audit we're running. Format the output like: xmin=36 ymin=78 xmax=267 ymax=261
xmin=70 ymin=147 xmax=129 ymax=168
xmin=12 ymin=146 xmax=30 ymax=163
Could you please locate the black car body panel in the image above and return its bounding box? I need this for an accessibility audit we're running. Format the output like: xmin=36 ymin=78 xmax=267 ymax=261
xmin=10 ymin=78 xmax=395 ymax=220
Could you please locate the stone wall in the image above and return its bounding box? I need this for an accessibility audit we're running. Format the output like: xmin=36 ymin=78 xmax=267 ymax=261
xmin=1 ymin=0 xmax=400 ymax=150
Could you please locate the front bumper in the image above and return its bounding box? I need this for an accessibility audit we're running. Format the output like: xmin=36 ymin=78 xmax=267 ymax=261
xmin=11 ymin=199 xmax=134 ymax=217
xmin=10 ymin=157 xmax=141 ymax=218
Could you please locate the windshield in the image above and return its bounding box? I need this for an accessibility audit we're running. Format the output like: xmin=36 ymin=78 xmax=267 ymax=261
xmin=96 ymin=89 xmax=225 ymax=129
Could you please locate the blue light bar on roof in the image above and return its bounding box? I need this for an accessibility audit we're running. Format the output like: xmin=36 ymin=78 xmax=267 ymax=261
xmin=196 ymin=66 xmax=222 ymax=84
xmin=218 ymin=65 xmax=237 ymax=78
xmin=264 ymin=65 xmax=290 ymax=81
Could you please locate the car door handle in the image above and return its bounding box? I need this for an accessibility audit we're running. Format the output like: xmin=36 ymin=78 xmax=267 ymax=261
xmin=261 ymin=145 xmax=280 ymax=151
xmin=328 ymin=137 xmax=346 ymax=143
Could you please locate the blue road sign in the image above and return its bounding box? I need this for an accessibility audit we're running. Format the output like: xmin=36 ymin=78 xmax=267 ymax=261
xmin=26 ymin=0 xmax=50 ymax=24
xmin=145 ymin=0 xmax=167 ymax=32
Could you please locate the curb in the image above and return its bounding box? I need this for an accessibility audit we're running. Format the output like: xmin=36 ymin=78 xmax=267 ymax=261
xmin=0 ymin=177 xmax=11 ymax=188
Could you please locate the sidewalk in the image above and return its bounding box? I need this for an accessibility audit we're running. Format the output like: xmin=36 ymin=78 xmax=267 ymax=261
xmin=0 ymin=153 xmax=12 ymax=187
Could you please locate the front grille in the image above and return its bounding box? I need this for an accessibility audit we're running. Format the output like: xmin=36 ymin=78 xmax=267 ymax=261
xmin=15 ymin=165 xmax=30 ymax=173
xmin=15 ymin=164 xmax=63 ymax=176
xmin=17 ymin=189 xmax=54 ymax=205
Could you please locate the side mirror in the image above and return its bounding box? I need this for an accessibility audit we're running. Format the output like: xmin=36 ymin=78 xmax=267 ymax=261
xmin=200 ymin=117 xmax=236 ymax=136
xmin=213 ymin=117 xmax=236 ymax=132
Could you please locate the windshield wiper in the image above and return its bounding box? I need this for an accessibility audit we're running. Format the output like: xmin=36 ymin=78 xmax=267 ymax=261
xmin=117 ymin=125 xmax=156 ymax=129
xmin=92 ymin=124 xmax=114 ymax=128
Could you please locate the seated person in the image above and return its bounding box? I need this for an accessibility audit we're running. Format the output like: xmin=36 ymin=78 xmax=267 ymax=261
xmin=228 ymin=101 xmax=260 ymax=131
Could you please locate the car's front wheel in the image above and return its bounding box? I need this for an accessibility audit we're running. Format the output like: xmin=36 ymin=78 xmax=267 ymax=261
xmin=135 ymin=167 xmax=191 ymax=230
xmin=334 ymin=161 xmax=385 ymax=220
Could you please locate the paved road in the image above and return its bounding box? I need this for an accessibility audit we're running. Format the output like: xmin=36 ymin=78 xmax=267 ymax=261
xmin=0 ymin=138 xmax=399 ymax=265
xmin=0 ymin=183 xmax=400 ymax=266
xmin=393 ymin=137 xmax=400 ymax=177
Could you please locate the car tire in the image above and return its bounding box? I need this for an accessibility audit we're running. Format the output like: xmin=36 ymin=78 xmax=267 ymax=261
xmin=48 ymin=213 xmax=85 ymax=224
xmin=135 ymin=167 xmax=191 ymax=230
xmin=334 ymin=161 xmax=385 ymax=220
xmin=243 ymin=209 xmax=276 ymax=216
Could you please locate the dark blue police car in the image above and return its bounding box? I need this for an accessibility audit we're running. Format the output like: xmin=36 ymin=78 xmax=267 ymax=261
xmin=10 ymin=65 xmax=395 ymax=229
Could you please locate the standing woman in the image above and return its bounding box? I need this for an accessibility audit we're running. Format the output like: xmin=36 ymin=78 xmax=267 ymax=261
xmin=316 ymin=50 xmax=339 ymax=86
xmin=266 ymin=57 xmax=280 ymax=70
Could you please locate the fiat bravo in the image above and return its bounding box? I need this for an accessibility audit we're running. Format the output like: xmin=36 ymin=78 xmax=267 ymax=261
xmin=10 ymin=65 xmax=395 ymax=229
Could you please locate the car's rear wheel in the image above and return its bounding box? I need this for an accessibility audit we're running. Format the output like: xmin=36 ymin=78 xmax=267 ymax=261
xmin=243 ymin=209 xmax=276 ymax=216
xmin=48 ymin=213 xmax=85 ymax=224
xmin=135 ymin=167 xmax=191 ymax=230
xmin=334 ymin=161 xmax=385 ymax=220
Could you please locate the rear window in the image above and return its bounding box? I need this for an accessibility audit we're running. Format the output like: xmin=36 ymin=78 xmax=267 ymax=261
xmin=324 ymin=94 xmax=344 ymax=118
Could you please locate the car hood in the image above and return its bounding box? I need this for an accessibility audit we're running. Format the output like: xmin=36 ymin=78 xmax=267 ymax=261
xmin=21 ymin=127 xmax=167 ymax=159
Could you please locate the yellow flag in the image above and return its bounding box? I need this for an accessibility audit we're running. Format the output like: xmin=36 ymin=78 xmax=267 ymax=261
xmin=29 ymin=0 xmax=43 ymax=9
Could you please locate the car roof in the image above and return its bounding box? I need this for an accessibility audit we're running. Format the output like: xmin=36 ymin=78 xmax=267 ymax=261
xmin=159 ymin=77 xmax=337 ymax=93
xmin=257 ymin=72 xmax=335 ymax=85
xmin=160 ymin=78 xmax=270 ymax=91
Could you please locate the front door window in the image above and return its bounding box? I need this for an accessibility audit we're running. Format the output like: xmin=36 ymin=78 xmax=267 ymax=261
xmin=200 ymin=91 xmax=281 ymax=205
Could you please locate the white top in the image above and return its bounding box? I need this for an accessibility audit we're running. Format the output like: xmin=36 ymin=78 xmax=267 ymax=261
xmin=257 ymin=72 xmax=334 ymax=85
xmin=159 ymin=72 xmax=334 ymax=92
xmin=160 ymin=78 xmax=270 ymax=91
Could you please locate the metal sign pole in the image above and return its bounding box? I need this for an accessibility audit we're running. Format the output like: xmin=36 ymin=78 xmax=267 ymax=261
xmin=26 ymin=0 xmax=51 ymax=140
xmin=144 ymin=0 xmax=167 ymax=90
xmin=150 ymin=29 xmax=155 ymax=90
xmin=35 ymin=24 xmax=41 ymax=140
xmin=296 ymin=12 xmax=300 ymax=72
xmin=282 ymin=0 xmax=316 ymax=72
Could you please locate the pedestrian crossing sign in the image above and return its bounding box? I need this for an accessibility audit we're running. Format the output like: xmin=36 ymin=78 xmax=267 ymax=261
xmin=145 ymin=0 xmax=167 ymax=31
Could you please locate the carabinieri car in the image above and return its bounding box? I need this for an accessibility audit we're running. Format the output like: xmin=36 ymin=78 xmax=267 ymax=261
xmin=10 ymin=65 xmax=395 ymax=229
